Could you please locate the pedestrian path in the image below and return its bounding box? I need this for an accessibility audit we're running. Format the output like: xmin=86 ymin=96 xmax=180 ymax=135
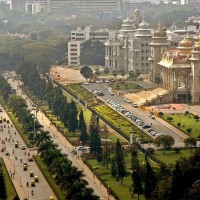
xmin=7 ymin=73 xmax=115 ymax=200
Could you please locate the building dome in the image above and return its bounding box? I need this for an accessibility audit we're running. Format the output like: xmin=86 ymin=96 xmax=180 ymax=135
xmin=134 ymin=8 xmax=140 ymax=15
xmin=154 ymin=23 xmax=166 ymax=37
xmin=138 ymin=18 xmax=150 ymax=29
xmin=179 ymin=36 xmax=192 ymax=48
xmin=194 ymin=39 xmax=200 ymax=51
xmin=122 ymin=16 xmax=133 ymax=25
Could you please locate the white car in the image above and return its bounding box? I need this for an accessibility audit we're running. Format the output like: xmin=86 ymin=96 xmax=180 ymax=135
xmin=124 ymin=98 xmax=131 ymax=103
xmin=21 ymin=145 xmax=26 ymax=150
xmin=109 ymin=92 xmax=114 ymax=96
xmin=132 ymin=103 xmax=138 ymax=108
xmin=83 ymin=82 xmax=89 ymax=85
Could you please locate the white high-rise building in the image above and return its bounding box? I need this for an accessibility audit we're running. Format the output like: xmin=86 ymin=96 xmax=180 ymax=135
xmin=68 ymin=26 xmax=111 ymax=66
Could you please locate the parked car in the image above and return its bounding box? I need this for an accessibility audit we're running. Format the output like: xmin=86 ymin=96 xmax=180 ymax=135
xmin=109 ymin=92 xmax=114 ymax=96
xmin=124 ymin=98 xmax=131 ymax=103
xmin=83 ymin=82 xmax=89 ymax=85
xmin=142 ymin=124 xmax=151 ymax=129
xmin=132 ymin=103 xmax=138 ymax=108
xmin=150 ymin=115 xmax=155 ymax=119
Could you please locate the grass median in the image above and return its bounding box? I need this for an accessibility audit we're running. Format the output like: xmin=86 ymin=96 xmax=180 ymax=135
xmin=34 ymin=155 xmax=66 ymax=200
xmin=0 ymin=158 xmax=18 ymax=200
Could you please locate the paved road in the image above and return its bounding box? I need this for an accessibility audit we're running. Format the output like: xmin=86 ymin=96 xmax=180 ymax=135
xmin=83 ymin=82 xmax=187 ymax=146
xmin=4 ymin=72 xmax=114 ymax=200
xmin=0 ymin=105 xmax=56 ymax=200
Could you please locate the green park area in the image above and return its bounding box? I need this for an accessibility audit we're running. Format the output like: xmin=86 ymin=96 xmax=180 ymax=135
xmin=110 ymin=82 xmax=142 ymax=90
xmin=0 ymin=159 xmax=18 ymax=200
xmin=154 ymin=149 xmax=194 ymax=165
xmin=162 ymin=113 xmax=200 ymax=139
xmin=84 ymin=152 xmax=157 ymax=200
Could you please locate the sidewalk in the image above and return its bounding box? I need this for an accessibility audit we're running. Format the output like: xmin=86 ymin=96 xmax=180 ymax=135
xmin=2 ymin=154 xmax=27 ymax=199
xmin=7 ymin=75 xmax=115 ymax=200
xmin=37 ymin=111 xmax=114 ymax=200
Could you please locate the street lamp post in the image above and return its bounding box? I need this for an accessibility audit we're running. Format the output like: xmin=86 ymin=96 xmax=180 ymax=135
xmin=93 ymin=170 xmax=96 ymax=183
xmin=20 ymin=174 xmax=22 ymax=187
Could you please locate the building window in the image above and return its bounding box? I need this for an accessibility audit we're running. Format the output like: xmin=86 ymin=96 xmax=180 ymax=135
xmin=70 ymin=44 xmax=77 ymax=47
xmin=70 ymin=53 xmax=77 ymax=56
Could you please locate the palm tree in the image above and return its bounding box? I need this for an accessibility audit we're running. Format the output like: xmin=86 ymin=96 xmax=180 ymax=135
xmin=104 ymin=67 xmax=109 ymax=78
xmin=37 ymin=140 xmax=58 ymax=158
xmin=43 ymin=148 xmax=63 ymax=169
xmin=66 ymin=179 xmax=99 ymax=200
xmin=112 ymin=71 xmax=118 ymax=80
xmin=33 ymin=130 xmax=52 ymax=146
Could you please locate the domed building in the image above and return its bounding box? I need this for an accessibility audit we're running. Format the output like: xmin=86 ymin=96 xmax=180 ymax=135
xmin=150 ymin=25 xmax=200 ymax=103
xmin=105 ymin=9 xmax=152 ymax=74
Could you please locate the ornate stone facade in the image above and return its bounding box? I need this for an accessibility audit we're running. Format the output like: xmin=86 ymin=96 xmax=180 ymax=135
xmin=150 ymin=24 xmax=200 ymax=103
xmin=105 ymin=8 xmax=152 ymax=75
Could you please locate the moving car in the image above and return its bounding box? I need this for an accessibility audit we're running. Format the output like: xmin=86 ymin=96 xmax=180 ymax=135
xmin=28 ymin=156 xmax=33 ymax=162
xmin=21 ymin=145 xmax=26 ymax=150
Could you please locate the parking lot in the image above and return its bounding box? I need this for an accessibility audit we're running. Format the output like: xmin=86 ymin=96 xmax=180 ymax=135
xmin=82 ymin=81 xmax=186 ymax=146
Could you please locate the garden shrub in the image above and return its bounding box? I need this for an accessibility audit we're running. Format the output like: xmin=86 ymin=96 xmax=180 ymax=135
xmin=146 ymin=147 xmax=155 ymax=154
xmin=173 ymin=147 xmax=181 ymax=153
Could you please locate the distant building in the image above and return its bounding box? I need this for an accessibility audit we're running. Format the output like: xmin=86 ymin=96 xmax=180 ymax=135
xmin=68 ymin=26 xmax=111 ymax=66
xmin=105 ymin=8 xmax=152 ymax=74
xmin=10 ymin=0 xmax=120 ymax=13
xmin=25 ymin=2 xmax=40 ymax=14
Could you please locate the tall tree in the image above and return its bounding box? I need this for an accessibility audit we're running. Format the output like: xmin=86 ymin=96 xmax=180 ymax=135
xmin=80 ymin=66 xmax=93 ymax=81
xmin=79 ymin=110 xmax=88 ymax=143
xmin=144 ymin=161 xmax=157 ymax=199
xmin=115 ymin=139 xmax=126 ymax=184
xmin=89 ymin=113 xmax=102 ymax=161
xmin=0 ymin=164 xmax=7 ymax=200
xmin=68 ymin=101 xmax=78 ymax=132
xmin=111 ymin=157 xmax=117 ymax=177
xmin=131 ymin=146 xmax=143 ymax=198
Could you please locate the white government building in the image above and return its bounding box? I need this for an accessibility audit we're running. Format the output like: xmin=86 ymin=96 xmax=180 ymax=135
xmin=104 ymin=8 xmax=152 ymax=75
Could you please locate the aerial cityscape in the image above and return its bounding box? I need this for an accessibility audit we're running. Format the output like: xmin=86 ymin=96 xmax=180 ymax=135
xmin=0 ymin=0 xmax=200 ymax=200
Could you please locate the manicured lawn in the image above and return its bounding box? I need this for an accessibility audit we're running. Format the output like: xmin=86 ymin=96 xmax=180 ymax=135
xmin=65 ymin=84 xmax=94 ymax=101
xmin=93 ymin=105 xmax=152 ymax=143
xmin=154 ymin=149 xmax=194 ymax=165
xmin=162 ymin=113 xmax=200 ymax=139
xmin=85 ymin=152 xmax=156 ymax=200
xmin=0 ymin=158 xmax=18 ymax=200
xmin=110 ymin=82 xmax=142 ymax=90
xmin=34 ymin=155 xmax=66 ymax=200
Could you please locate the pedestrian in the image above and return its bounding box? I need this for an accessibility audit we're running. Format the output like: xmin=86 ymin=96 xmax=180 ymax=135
xmin=20 ymin=158 xmax=22 ymax=163
xmin=31 ymin=190 xmax=34 ymax=196
xmin=12 ymin=149 xmax=14 ymax=154
xmin=26 ymin=182 xmax=29 ymax=187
